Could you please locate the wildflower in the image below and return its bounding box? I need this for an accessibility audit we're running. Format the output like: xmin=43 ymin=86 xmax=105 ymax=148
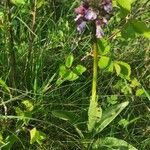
xmin=74 ymin=0 xmax=112 ymax=38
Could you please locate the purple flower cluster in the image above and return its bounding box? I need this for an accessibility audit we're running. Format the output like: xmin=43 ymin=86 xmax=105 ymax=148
xmin=74 ymin=0 xmax=112 ymax=38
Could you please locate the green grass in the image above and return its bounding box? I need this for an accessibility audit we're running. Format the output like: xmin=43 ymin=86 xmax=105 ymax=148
xmin=0 ymin=0 xmax=150 ymax=149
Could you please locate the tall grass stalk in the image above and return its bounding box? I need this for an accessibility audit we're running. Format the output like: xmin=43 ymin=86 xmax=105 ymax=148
xmin=25 ymin=0 xmax=37 ymax=88
xmin=5 ymin=0 xmax=16 ymax=88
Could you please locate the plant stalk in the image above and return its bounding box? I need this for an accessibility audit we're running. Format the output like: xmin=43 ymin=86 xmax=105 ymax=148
xmin=24 ymin=0 xmax=37 ymax=88
xmin=87 ymin=25 xmax=99 ymax=134
xmin=91 ymin=41 xmax=98 ymax=102
xmin=6 ymin=0 xmax=16 ymax=88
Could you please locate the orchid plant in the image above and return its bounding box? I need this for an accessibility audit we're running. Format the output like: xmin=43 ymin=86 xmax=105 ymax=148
xmin=54 ymin=0 xmax=150 ymax=149
xmin=0 ymin=0 xmax=149 ymax=149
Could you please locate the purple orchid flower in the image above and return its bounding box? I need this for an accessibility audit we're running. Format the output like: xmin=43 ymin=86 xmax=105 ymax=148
xmin=74 ymin=0 xmax=112 ymax=38
xmin=77 ymin=20 xmax=87 ymax=34
xmin=75 ymin=5 xmax=88 ymax=15
xmin=84 ymin=9 xmax=97 ymax=20
xmin=103 ymin=2 xmax=112 ymax=13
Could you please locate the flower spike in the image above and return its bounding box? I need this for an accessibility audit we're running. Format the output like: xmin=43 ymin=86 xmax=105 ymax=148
xmin=74 ymin=0 xmax=112 ymax=38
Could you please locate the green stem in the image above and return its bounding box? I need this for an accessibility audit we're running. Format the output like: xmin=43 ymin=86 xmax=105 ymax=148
xmin=91 ymin=41 xmax=98 ymax=102
xmin=87 ymin=27 xmax=99 ymax=133
xmin=87 ymin=38 xmax=98 ymax=147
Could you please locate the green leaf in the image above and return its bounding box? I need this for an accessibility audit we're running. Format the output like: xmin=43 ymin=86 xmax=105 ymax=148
xmin=131 ymin=20 xmax=150 ymax=39
xmin=11 ymin=0 xmax=25 ymax=5
xmin=142 ymin=87 xmax=150 ymax=100
xmin=65 ymin=71 xmax=79 ymax=81
xmin=74 ymin=65 xmax=86 ymax=75
xmin=97 ymin=39 xmax=111 ymax=56
xmin=107 ymin=61 xmax=114 ymax=72
xmin=52 ymin=110 xmax=84 ymax=138
xmin=0 ymin=133 xmax=3 ymax=141
xmin=107 ymin=95 xmax=118 ymax=105
xmin=114 ymin=61 xmax=131 ymax=79
xmin=74 ymin=125 xmax=84 ymax=139
xmin=116 ymin=0 xmax=133 ymax=12
xmin=0 ymin=12 xmax=4 ymax=28
xmin=136 ymin=88 xmax=144 ymax=96
xmin=92 ymin=137 xmax=137 ymax=150
xmin=114 ymin=63 xmax=121 ymax=76
xmin=130 ymin=78 xmax=141 ymax=88
xmin=0 ymin=79 xmax=10 ymax=93
xmin=30 ymin=128 xmax=46 ymax=145
xmin=112 ymin=0 xmax=117 ymax=7
xmin=65 ymin=54 xmax=74 ymax=68
xmin=30 ymin=128 xmax=37 ymax=144
xmin=0 ymin=79 xmax=11 ymax=96
xmin=57 ymin=65 xmax=80 ymax=85
xmin=119 ymin=118 xmax=129 ymax=127
xmin=56 ymin=78 xmax=65 ymax=86
xmin=0 ymin=12 xmax=3 ymax=19
xmin=88 ymin=96 xmax=102 ymax=132
xmin=59 ymin=65 xmax=69 ymax=77
xmin=52 ymin=110 xmax=79 ymax=124
xmin=22 ymin=100 xmax=34 ymax=111
xmin=121 ymin=22 xmax=136 ymax=39
xmin=95 ymin=101 xmax=129 ymax=133
xmin=2 ymin=135 xmax=18 ymax=150
xmin=98 ymin=56 xmax=111 ymax=69
xmin=0 ymin=134 xmax=5 ymax=149
xmin=15 ymin=107 xmax=24 ymax=116
xmin=37 ymin=0 xmax=45 ymax=8
xmin=15 ymin=107 xmax=32 ymax=125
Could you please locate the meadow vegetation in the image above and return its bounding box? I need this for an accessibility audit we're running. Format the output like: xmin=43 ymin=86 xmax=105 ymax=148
xmin=0 ymin=0 xmax=150 ymax=149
